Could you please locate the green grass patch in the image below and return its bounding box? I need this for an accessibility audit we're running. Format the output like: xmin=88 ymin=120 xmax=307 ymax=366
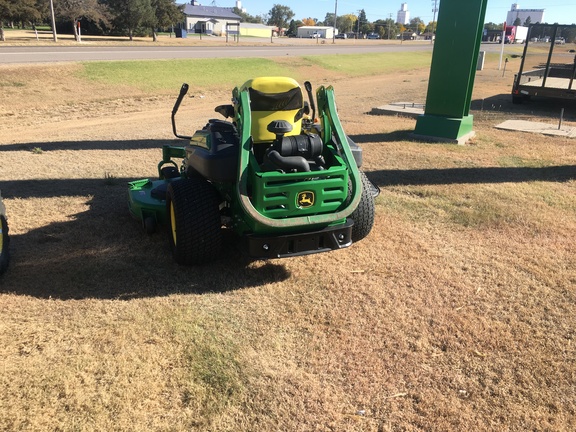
xmin=302 ymin=51 xmax=432 ymax=76
xmin=79 ymin=58 xmax=300 ymax=92
xmin=498 ymin=155 xmax=554 ymax=168
xmin=165 ymin=307 xmax=248 ymax=423
xmin=0 ymin=81 xmax=25 ymax=88
xmin=78 ymin=52 xmax=434 ymax=92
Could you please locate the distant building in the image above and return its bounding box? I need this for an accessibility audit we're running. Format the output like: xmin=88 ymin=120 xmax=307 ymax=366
xmin=239 ymin=23 xmax=276 ymax=38
xmin=182 ymin=1 xmax=241 ymax=35
xmin=506 ymin=3 xmax=545 ymax=26
xmin=235 ymin=0 xmax=246 ymax=13
xmin=397 ymin=3 xmax=410 ymax=25
xmin=297 ymin=26 xmax=336 ymax=39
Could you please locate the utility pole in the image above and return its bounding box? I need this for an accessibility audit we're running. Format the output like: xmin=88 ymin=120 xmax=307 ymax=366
xmin=432 ymin=0 xmax=438 ymax=35
xmin=388 ymin=13 xmax=393 ymax=39
xmin=49 ymin=0 xmax=58 ymax=42
xmin=333 ymin=0 xmax=338 ymax=43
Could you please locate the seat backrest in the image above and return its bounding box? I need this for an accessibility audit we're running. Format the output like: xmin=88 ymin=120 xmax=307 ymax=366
xmin=240 ymin=77 xmax=304 ymax=142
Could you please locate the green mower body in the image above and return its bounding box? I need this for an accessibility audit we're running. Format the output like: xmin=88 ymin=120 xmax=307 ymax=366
xmin=128 ymin=77 xmax=376 ymax=265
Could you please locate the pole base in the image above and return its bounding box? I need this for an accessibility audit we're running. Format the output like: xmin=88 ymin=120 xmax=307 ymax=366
xmin=413 ymin=114 xmax=475 ymax=144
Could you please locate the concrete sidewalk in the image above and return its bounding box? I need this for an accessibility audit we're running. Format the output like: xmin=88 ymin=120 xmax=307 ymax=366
xmin=371 ymin=102 xmax=576 ymax=139
xmin=494 ymin=119 xmax=576 ymax=138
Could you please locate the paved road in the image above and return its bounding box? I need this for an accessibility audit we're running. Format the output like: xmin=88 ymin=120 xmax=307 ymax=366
xmin=0 ymin=43 xmax=436 ymax=64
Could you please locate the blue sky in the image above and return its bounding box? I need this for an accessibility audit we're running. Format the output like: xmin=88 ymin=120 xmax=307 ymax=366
xmin=231 ymin=1 xmax=575 ymax=26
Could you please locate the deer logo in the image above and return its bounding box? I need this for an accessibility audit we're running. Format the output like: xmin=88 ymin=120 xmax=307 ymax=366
xmin=297 ymin=191 xmax=315 ymax=208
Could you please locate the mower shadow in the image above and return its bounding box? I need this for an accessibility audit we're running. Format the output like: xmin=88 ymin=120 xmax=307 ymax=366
xmin=0 ymin=177 xmax=291 ymax=300
xmin=365 ymin=166 xmax=576 ymax=188
xmin=0 ymin=139 xmax=179 ymax=152
xmin=350 ymin=130 xmax=415 ymax=143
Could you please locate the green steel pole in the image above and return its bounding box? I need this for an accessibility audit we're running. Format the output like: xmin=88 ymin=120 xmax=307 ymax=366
xmin=414 ymin=0 xmax=488 ymax=143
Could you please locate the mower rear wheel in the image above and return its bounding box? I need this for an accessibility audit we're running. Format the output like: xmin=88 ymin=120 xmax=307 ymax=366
xmin=166 ymin=178 xmax=222 ymax=265
xmin=349 ymin=171 xmax=376 ymax=242
xmin=0 ymin=215 xmax=10 ymax=275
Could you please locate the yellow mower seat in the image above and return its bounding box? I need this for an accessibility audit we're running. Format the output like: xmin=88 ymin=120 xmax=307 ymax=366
xmin=241 ymin=77 xmax=305 ymax=142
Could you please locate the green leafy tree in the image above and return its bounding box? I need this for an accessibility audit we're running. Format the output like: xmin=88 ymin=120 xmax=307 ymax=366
xmin=339 ymin=14 xmax=356 ymax=33
xmin=425 ymin=20 xmax=438 ymax=33
xmin=233 ymin=6 xmax=263 ymax=24
xmin=410 ymin=17 xmax=425 ymax=34
xmin=357 ymin=9 xmax=370 ymax=36
xmin=0 ymin=0 xmax=9 ymax=40
xmin=0 ymin=0 xmax=42 ymax=27
xmin=523 ymin=16 xmax=531 ymax=27
xmin=55 ymin=0 xmax=109 ymax=41
xmin=266 ymin=4 xmax=294 ymax=33
xmin=483 ymin=22 xmax=503 ymax=31
xmin=150 ymin=0 xmax=182 ymax=41
xmin=376 ymin=18 xmax=397 ymax=39
xmin=286 ymin=18 xmax=303 ymax=37
xmin=323 ymin=12 xmax=335 ymax=28
xmin=323 ymin=12 xmax=348 ymax=32
xmin=513 ymin=17 xmax=521 ymax=26
xmin=0 ymin=0 xmax=45 ymax=40
xmin=105 ymin=0 xmax=154 ymax=40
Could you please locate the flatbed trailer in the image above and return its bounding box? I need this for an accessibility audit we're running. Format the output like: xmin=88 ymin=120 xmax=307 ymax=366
xmin=512 ymin=24 xmax=576 ymax=103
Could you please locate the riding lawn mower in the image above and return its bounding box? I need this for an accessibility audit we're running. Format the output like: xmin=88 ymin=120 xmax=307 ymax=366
xmin=128 ymin=77 xmax=377 ymax=265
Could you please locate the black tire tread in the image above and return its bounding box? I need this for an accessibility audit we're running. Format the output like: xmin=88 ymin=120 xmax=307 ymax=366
xmin=167 ymin=178 xmax=222 ymax=265
xmin=350 ymin=171 xmax=376 ymax=242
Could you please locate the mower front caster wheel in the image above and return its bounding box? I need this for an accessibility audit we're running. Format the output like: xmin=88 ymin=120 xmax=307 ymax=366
xmin=143 ymin=216 xmax=157 ymax=234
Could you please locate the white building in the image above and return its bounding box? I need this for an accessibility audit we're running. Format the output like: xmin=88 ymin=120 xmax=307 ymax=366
xmin=297 ymin=26 xmax=335 ymax=39
xmin=397 ymin=3 xmax=410 ymax=25
xmin=235 ymin=0 xmax=246 ymax=13
xmin=506 ymin=3 xmax=545 ymax=26
xmin=182 ymin=2 xmax=241 ymax=36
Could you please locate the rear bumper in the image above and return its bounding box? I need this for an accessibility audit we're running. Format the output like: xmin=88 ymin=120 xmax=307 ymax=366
xmin=244 ymin=219 xmax=353 ymax=259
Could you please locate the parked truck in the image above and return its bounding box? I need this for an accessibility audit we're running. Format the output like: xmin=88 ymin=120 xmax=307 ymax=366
xmin=505 ymin=25 xmax=528 ymax=44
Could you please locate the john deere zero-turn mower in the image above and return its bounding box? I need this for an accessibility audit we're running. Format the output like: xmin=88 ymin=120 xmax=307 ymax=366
xmin=128 ymin=77 xmax=377 ymax=265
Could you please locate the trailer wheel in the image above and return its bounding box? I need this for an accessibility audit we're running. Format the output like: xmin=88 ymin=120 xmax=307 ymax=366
xmin=349 ymin=171 xmax=376 ymax=242
xmin=512 ymin=94 xmax=530 ymax=104
xmin=166 ymin=178 xmax=222 ymax=265
xmin=0 ymin=215 xmax=10 ymax=275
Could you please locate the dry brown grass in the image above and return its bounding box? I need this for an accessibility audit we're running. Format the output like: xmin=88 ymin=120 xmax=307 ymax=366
xmin=0 ymin=52 xmax=575 ymax=431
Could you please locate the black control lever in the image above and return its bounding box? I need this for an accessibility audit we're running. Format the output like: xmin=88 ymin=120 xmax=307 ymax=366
xmin=304 ymin=81 xmax=316 ymax=121
xmin=171 ymin=83 xmax=192 ymax=140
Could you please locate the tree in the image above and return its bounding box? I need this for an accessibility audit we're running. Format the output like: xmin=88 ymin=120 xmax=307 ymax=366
xmin=105 ymin=0 xmax=154 ymax=41
xmin=324 ymin=12 xmax=335 ymax=28
xmin=377 ymin=18 xmax=397 ymax=39
xmin=340 ymin=14 xmax=356 ymax=33
xmin=0 ymin=0 xmax=42 ymax=28
xmin=266 ymin=4 xmax=294 ymax=33
xmin=357 ymin=9 xmax=370 ymax=36
xmin=286 ymin=19 xmax=302 ymax=37
xmin=233 ymin=7 xmax=262 ymax=24
xmin=513 ymin=17 xmax=521 ymax=26
xmin=302 ymin=17 xmax=315 ymax=26
xmin=150 ymin=0 xmax=182 ymax=41
xmin=410 ymin=17 xmax=425 ymax=34
xmin=523 ymin=16 xmax=531 ymax=27
xmin=484 ymin=22 xmax=503 ymax=31
xmin=55 ymin=0 xmax=109 ymax=41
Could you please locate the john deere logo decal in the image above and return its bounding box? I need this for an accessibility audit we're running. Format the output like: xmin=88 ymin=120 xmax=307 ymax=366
xmin=297 ymin=191 xmax=315 ymax=208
